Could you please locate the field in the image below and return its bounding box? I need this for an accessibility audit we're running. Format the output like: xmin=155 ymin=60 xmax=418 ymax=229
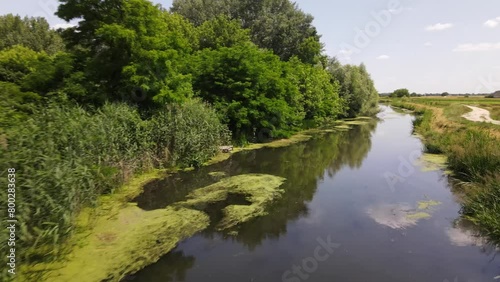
xmin=384 ymin=96 xmax=500 ymax=242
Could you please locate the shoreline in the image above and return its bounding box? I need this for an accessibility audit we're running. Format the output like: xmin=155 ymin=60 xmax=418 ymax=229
xmin=26 ymin=116 xmax=375 ymax=281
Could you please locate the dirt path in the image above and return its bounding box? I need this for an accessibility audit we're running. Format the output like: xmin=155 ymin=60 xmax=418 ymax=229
xmin=462 ymin=105 xmax=500 ymax=125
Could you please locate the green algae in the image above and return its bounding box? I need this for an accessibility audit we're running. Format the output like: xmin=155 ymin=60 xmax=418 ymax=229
xmin=414 ymin=153 xmax=448 ymax=172
xmin=417 ymin=200 xmax=442 ymax=210
xmin=334 ymin=125 xmax=351 ymax=130
xmin=208 ymin=171 xmax=227 ymax=178
xmin=24 ymin=169 xmax=210 ymax=282
xmin=42 ymin=206 xmax=209 ymax=282
xmin=406 ymin=212 xmax=431 ymax=220
xmin=175 ymin=174 xmax=286 ymax=230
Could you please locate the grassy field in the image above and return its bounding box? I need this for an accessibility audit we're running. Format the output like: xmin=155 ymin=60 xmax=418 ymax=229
xmin=385 ymin=97 xmax=500 ymax=243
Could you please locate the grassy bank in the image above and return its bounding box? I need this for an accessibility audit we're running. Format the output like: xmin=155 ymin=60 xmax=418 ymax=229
xmin=386 ymin=98 xmax=500 ymax=242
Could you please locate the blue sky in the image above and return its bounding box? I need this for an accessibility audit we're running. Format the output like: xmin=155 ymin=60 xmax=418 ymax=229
xmin=2 ymin=0 xmax=500 ymax=93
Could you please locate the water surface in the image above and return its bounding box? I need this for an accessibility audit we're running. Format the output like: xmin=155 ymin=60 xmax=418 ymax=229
xmin=128 ymin=105 xmax=499 ymax=282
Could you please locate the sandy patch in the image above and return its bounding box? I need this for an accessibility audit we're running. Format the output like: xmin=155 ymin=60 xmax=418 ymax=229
xmin=462 ymin=105 xmax=500 ymax=125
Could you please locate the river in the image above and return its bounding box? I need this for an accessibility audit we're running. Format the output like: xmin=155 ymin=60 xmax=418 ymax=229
xmin=126 ymin=105 xmax=499 ymax=282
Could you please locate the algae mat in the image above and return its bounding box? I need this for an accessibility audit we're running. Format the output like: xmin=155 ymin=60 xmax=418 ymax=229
xmin=175 ymin=174 xmax=286 ymax=231
xmin=40 ymin=174 xmax=286 ymax=282
xmin=44 ymin=206 xmax=209 ymax=282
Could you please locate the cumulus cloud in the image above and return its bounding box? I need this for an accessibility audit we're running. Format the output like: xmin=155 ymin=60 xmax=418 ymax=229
xmin=483 ymin=17 xmax=500 ymax=28
xmin=426 ymin=23 xmax=453 ymax=31
xmin=376 ymin=55 xmax=390 ymax=60
xmin=452 ymin=42 xmax=500 ymax=52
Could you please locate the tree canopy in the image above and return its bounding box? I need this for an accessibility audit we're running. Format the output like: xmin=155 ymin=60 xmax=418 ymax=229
xmin=0 ymin=14 xmax=65 ymax=54
xmin=171 ymin=0 xmax=323 ymax=63
xmin=390 ymin=88 xmax=410 ymax=98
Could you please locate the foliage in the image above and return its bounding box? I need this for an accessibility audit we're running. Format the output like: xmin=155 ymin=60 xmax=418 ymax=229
xmin=327 ymin=58 xmax=379 ymax=117
xmin=390 ymin=88 xmax=410 ymax=98
xmin=192 ymin=44 xmax=304 ymax=142
xmin=285 ymin=57 xmax=344 ymax=121
xmin=57 ymin=0 xmax=197 ymax=104
xmin=171 ymin=0 xmax=322 ymax=63
xmin=0 ymin=14 xmax=65 ymax=54
xmin=197 ymin=15 xmax=251 ymax=50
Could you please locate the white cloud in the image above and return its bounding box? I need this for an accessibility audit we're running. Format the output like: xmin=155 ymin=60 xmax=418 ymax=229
xmin=483 ymin=17 xmax=500 ymax=28
xmin=424 ymin=42 xmax=432 ymax=47
xmin=337 ymin=49 xmax=353 ymax=61
xmin=52 ymin=23 xmax=76 ymax=29
xmin=376 ymin=55 xmax=390 ymax=60
xmin=453 ymin=42 xmax=500 ymax=52
xmin=426 ymin=23 xmax=454 ymax=31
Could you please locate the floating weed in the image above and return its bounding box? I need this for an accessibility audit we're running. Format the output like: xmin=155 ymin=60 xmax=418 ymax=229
xmin=414 ymin=153 xmax=447 ymax=172
xmin=417 ymin=200 xmax=442 ymax=210
xmin=175 ymin=174 xmax=286 ymax=231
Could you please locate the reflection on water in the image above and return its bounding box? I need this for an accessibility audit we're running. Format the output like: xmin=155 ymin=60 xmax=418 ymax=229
xmin=128 ymin=106 xmax=499 ymax=282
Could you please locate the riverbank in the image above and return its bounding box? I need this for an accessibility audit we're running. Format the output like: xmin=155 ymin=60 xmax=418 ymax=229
xmin=25 ymin=117 xmax=374 ymax=281
xmin=386 ymin=98 xmax=500 ymax=244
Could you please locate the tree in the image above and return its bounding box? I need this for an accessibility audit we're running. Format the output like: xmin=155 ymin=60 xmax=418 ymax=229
xmin=326 ymin=58 xmax=378 ymax=117
xmin=197 ymin=15 xmax=251 ymax=50
xmin=57 ymin=0 xmax=197 ymax=104
xmin=284 ymin=57 xmax=343 ymax=121
xmin=191 ymin=43 xmax=304 ymax=142
xmin=441 ymin=92 xmax=449 ymax=97
xmin=391 ymin=88 xmax=410 ymax=98
xmin=0 ymin=14 xmax=65 ymax=54
xmin=172 ymin=0 xmax=322 ymax=63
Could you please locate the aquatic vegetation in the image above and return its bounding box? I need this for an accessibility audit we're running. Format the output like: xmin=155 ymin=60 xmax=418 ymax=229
xmin=417 ymin=200 xmax=442 ymax=210
xmin=414 ymin=153 xmax=448 ymax=172
xmin=31 ymin=206 xmax=209 ymax=282
xmin=208 ymin=171 xmax=227 ymax=178
xmin=406 ymin=212 xmax=431 ymax=220
xmin=175 ymin=174 xmax=286 ymax=230
xmin=367 ymin=200 xmax=442 ymax=229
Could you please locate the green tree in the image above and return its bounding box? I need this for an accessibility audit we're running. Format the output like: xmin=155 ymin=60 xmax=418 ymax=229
xmin=172 ymin=0 xmax=322 ymax=63
xmin=192 ymin=43 xmax=303 ymax=142
xmin=391 ymin=88 xmax=410 ymax=98
xmin=327 ymin=58 xmax=378 ymax=117
xmin=57 ymin=0 xmax=197 ymax=104
xmin=0 ymin=14 xmax=65 ymax=54
xmin=0 ymin=45 xmax=80 ymax=101
xmin=197 ymin=15 xmax=251 ymax=50
xmin=284 ymin=57 xmax=343 ymax=121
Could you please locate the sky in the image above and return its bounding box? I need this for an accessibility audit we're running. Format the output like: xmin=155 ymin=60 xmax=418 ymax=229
xmin=2 ymin=0 xmax=500 ymax=94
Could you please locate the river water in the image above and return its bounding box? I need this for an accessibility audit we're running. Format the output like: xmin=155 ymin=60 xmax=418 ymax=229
xmin=127 ymin=105 xmax=499 ymax=282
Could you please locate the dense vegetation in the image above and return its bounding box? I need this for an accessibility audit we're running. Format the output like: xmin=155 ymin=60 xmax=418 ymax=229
xmin=0 ymin=0 xmax=379 ymax=277
xmin=387 ymin=97 xmax=500 ymax=243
